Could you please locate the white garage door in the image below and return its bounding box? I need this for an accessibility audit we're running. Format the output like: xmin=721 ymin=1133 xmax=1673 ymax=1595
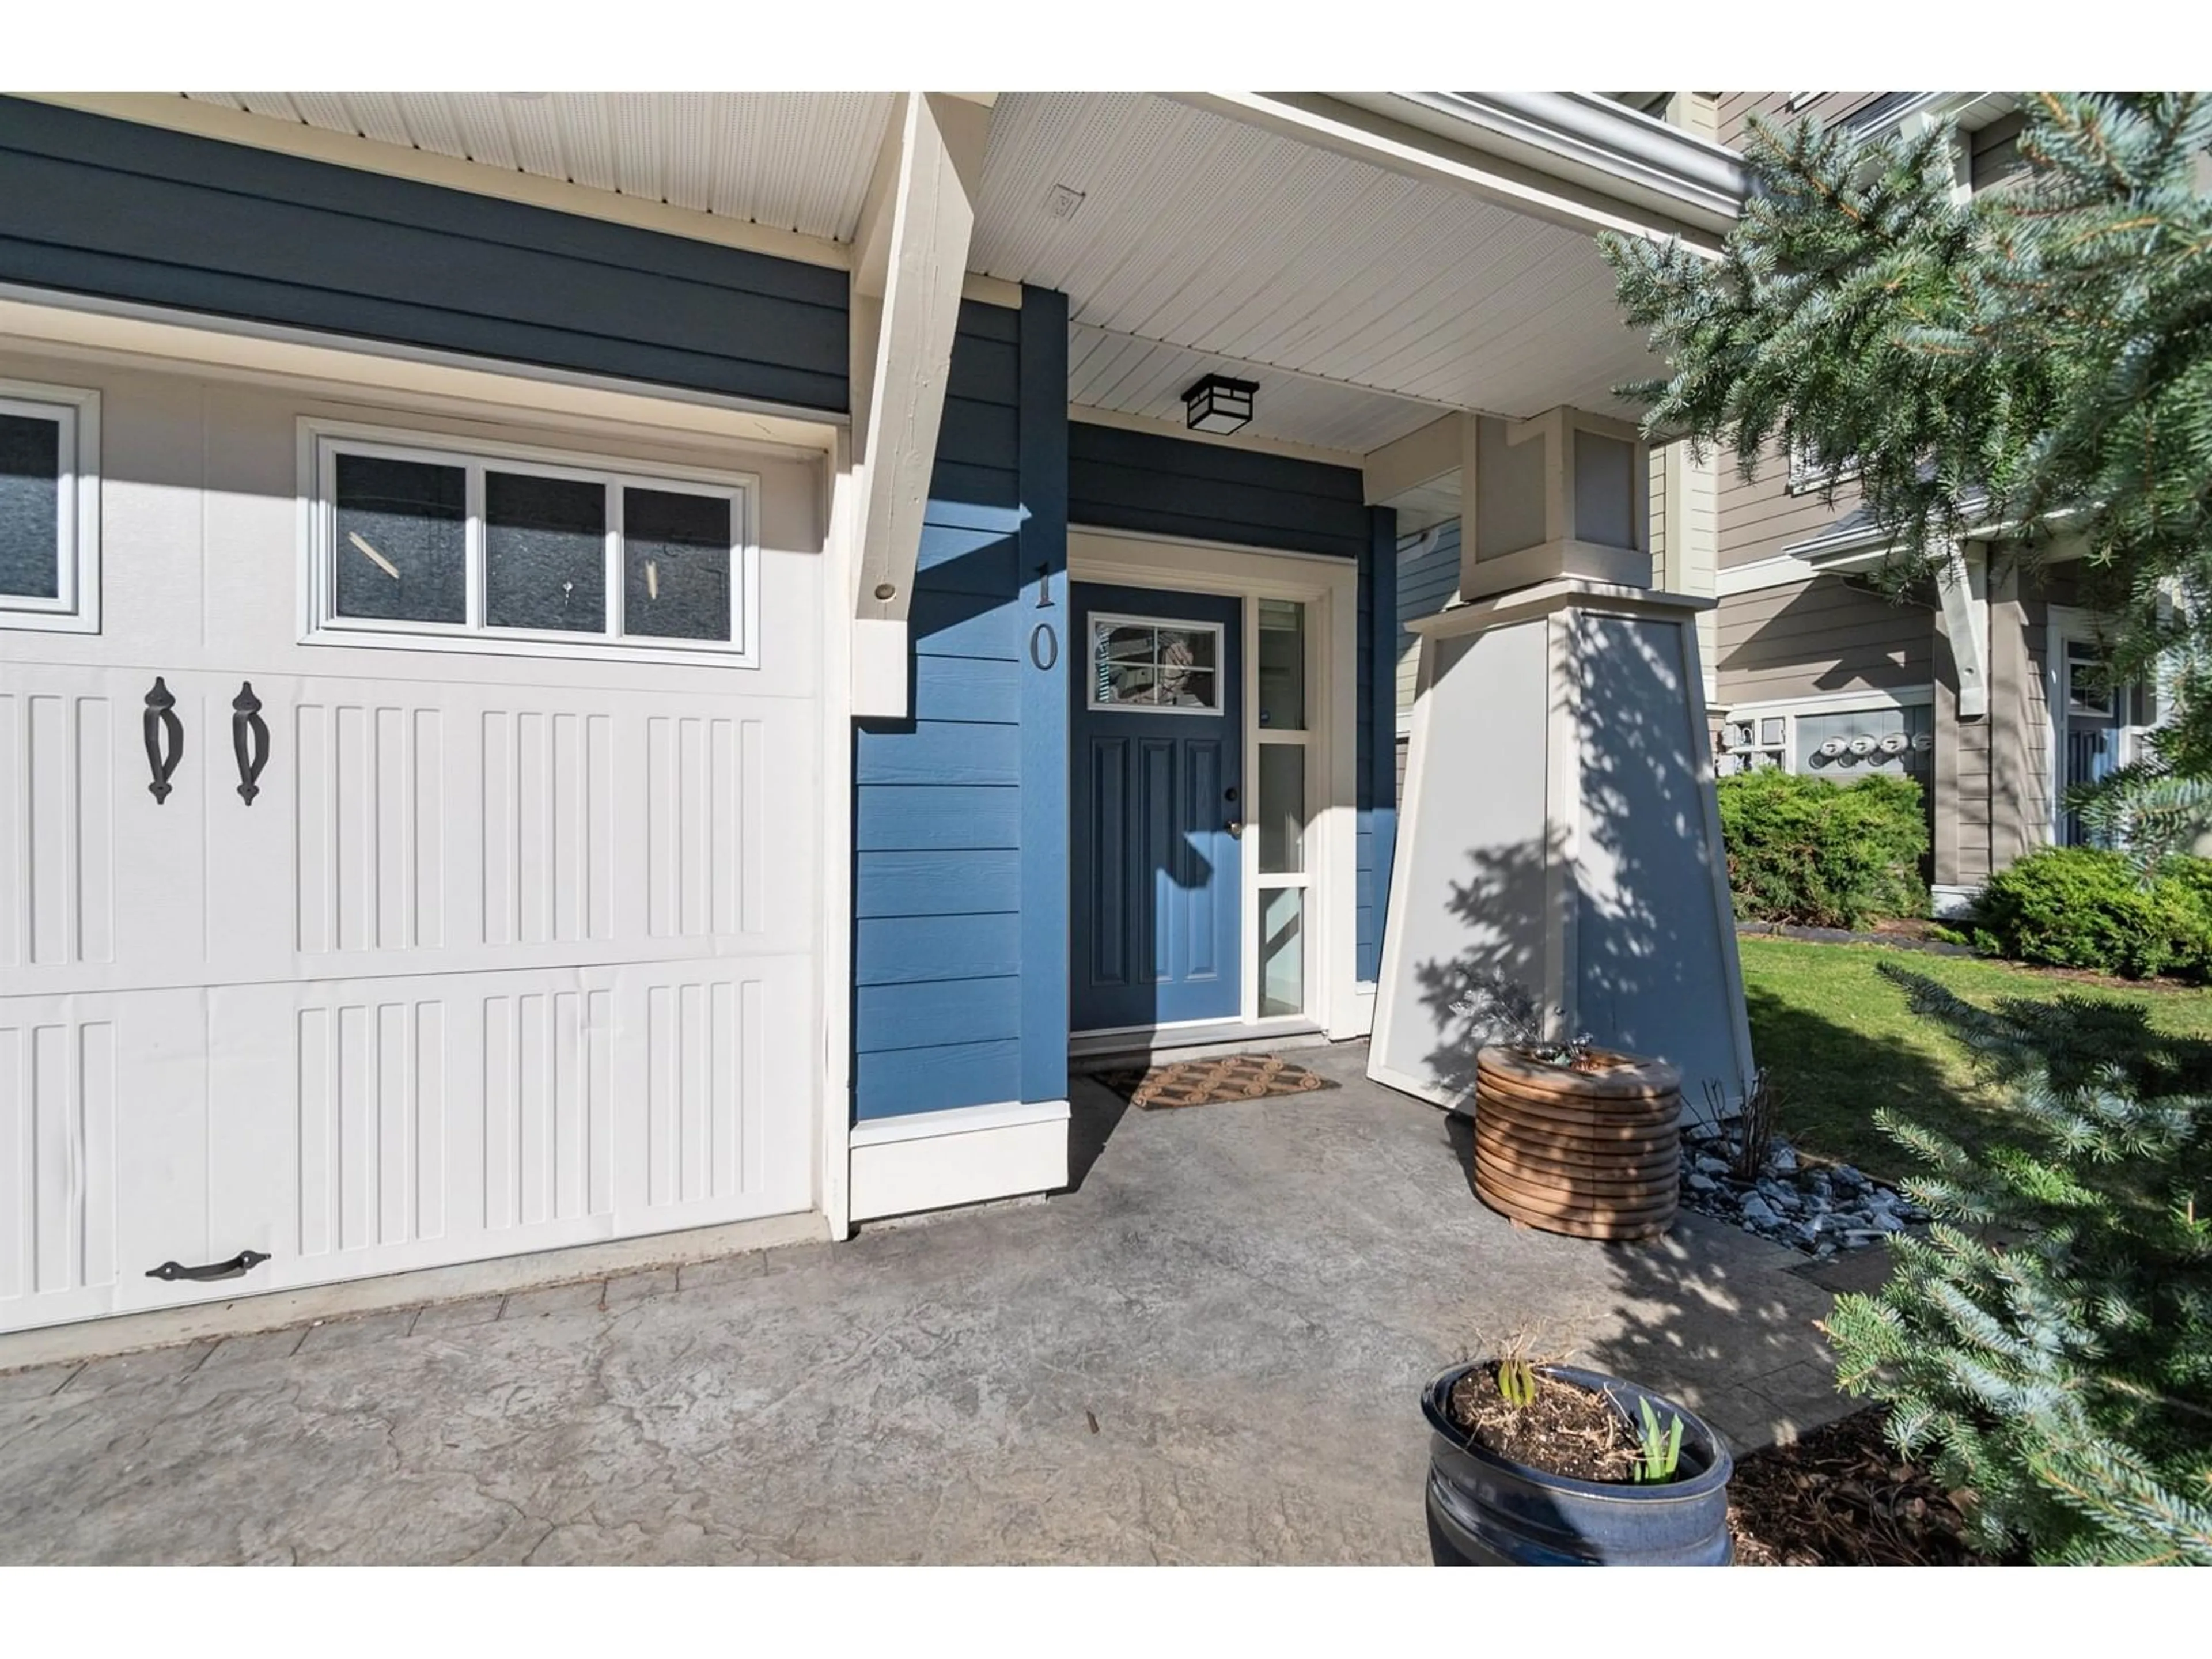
xmin=1 ymin=354 xmax=824 ymax=1335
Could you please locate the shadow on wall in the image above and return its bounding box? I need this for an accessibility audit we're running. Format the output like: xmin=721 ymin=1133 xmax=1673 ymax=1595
xmin=1717 ymin=572 xmax=1933 ymax=700
xmin=1411 ymin=611 xmax=1743 ymax=1109
xmin=1413 ymin=830 xmax=1560 ymax=1103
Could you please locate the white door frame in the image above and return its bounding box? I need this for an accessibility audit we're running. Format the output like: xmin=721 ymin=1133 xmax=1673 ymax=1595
xmin=2045 ymin=604 xmax=2154 ymax=847
xmin=1067 ymin=526 xmax=1363 ymax=1043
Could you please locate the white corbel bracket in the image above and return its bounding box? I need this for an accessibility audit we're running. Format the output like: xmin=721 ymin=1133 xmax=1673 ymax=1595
xmin=848 ymin=92 xmax=994 ymax=719
xmin=1939 ymin=542 xmax=1990 ymax=719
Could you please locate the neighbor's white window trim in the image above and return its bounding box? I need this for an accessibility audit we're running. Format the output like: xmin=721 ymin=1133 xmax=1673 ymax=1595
xmin=0 ymin=378 xmax=100 ymax=635
xmin=2044 ymin=605 xmax=2168 ymax=846
xmin=298 ymin=416 xmax=759 ymax=668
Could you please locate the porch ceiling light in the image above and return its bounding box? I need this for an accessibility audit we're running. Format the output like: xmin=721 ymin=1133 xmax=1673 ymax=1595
xmin=1182 ymin=374 xmax=1257 ymax=435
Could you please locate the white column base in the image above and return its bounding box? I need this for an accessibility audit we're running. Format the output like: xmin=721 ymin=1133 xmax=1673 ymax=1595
xmin=848 ymin=1099 xmax=1071 ymax=1222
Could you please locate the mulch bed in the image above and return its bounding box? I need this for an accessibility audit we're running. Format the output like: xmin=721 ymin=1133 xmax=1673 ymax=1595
xmin=1726 ymin=1407 xmax=2015 ymax=1566
xmin=1093 ymin=1054 xmax=1336 ymax=1110
xmin=1444 ymin=1363 xmax=1645 ymax=1484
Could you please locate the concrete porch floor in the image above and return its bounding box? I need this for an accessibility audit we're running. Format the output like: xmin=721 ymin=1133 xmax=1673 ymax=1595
xmin=0 ymin=1042 xmax=1855 ymax=1565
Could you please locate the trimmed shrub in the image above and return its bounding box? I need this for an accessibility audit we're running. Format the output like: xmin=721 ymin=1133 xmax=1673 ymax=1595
xmin=1971 ymin=847 xmax=2212 ymax=979
xmin=1716 ymin=770 xmax=1929 ymax=929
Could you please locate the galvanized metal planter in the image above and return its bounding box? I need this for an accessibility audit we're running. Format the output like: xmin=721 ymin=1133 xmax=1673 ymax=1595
xmin=1422 ymin=1362 xmax=1734 ymax=1566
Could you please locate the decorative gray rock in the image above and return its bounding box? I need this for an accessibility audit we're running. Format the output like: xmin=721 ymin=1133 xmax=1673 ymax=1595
xmin=1675 ymin=1122 xmax=1926 ymax=1257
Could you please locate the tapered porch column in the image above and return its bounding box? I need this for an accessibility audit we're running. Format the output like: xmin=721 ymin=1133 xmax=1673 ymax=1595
xmin=1370 ymin=406 xmax=1755 ymax=1121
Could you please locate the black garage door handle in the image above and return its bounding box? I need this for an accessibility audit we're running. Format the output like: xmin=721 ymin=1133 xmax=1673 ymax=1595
xmin=146 ymin=1250 xmax=271 ymax=1283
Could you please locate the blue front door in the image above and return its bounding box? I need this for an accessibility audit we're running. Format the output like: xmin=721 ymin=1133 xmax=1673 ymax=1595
xmin=1071 ymin=585 xmax=1244 ymax=1032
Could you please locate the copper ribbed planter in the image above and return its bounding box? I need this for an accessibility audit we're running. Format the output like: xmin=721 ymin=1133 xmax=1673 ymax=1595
xmin=1472 ymin=1045 xmax=1681 ymax=1241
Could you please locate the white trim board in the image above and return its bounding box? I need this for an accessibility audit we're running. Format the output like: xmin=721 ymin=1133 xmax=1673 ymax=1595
xmin=1067 ymin=1013 xmax=1323 ymax=1059
xmin=1716 ymin=555 xmax=1825 ymax=597
xmin=847 ymin=1100 xmax=1071 ymax=1222
xmin=0 ymin=289 xmax=845 ymax=454
xmin=1716 ymin=685 xmax=1936 ymax=719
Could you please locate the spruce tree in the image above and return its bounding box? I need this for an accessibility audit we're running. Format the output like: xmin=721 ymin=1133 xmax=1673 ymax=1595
xmin=1601 ymin=94 xmax=2212 ymax=856
xmin=1601 ymin=95 xmax=2212 ymax=1563
xmin=1823 ymin=969 xmax=2212 ymax=1564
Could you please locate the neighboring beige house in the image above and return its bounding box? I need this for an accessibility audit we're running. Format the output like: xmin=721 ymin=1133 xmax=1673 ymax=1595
xmin=1395 ymin=92 xmax=2157 ymax=917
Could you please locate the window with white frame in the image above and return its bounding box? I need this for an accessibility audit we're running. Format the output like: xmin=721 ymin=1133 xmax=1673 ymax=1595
xmin=1086 ymin=613 xmax=1224 ymax=713
xmin=2054 ymin=631 xmax=2160 ymax=846
xmin=0 ymin=380 xmax=100 ymax=634
xmin=305 ymin=426 xmax=757 ymax=664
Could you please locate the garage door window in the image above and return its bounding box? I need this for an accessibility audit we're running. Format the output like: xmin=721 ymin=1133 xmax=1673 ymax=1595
xmin=0 ymin=380 xmax=100 ymax=635
xmin=308 ymin=426 xmax=756 ymax=665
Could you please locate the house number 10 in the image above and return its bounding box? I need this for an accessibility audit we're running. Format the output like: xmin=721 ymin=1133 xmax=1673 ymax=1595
xmin=1029 ymin=563 xmax=1059 ymax=669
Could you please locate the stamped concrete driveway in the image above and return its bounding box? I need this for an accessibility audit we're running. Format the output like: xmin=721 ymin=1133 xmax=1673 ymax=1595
xmin=0 ymin=1043 xmax=1852 ymax=1564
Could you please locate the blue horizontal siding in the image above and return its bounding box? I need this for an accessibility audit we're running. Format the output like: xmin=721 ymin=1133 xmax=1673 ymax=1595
xmin=916 ymin=522 xmax=1019 ymax=589
xmin=909 ymin=590 xmax=1021 ymax=660
xmin=1068 ymin=421 xmax=1369 ymax=560
xmin=909 ymin=655 xmax=1021 ymax=724
xmin=857 ymin=850 xmax=1023 ymax=918
xmin=854 ymin=1038 xmax=1023 ymax=1116
xmin=856 ymin=719 xmax=1020 ymax=785
xmin=854 ymin=978 xmax=1021 ymax=1052
xmin=0 ymin=97 xmax=847 ymax=411
xmin=856 ymin=914 xmax=1021 ymax=986
xmin=857 ymin=785 xmax=1020 ymax=852
xmin=851 ymin=291 xmax=1069 ymax=1122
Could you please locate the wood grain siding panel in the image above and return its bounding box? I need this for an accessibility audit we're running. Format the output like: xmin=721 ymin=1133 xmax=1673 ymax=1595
xmin=1971 ymin=112 xmax=2030 ymax=192
xmin=850 ymin=294 xmax=1070 ymax=1122
xmin=1069 ymin=421 xmax=1370 ymax=561
xmin=1715 ymin=576 xmax=1932 ymax=705
xmin=0 ymin=97 xmax=850 ymax=412
xmin=1709 ymin=97 xmax=1887 ymax=579
xmin=1717 ymin=447 xmax=1865 ymax=570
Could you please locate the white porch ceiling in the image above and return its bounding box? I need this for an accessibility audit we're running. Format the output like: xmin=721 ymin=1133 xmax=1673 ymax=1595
xmin=171 ymin=90 xmax=1662 ymax=440
xmin=181 ymin=92 xmax=895 ymax=240
xmin=972 ymin=93 xmax=1655 ymax=424
xmin=1068 ymin=323 xmax=1444 ymax=456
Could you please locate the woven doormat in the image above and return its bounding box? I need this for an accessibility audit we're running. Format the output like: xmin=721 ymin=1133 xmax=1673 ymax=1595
xmin=1097 ymin=1053 xmax=1338 ymax=1110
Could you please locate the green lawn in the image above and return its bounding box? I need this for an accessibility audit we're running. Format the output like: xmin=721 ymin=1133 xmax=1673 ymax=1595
xmin=1737 ymin=935 xmax=2212 ymax=1181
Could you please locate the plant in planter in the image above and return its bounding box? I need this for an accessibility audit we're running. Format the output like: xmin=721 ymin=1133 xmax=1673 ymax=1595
xmin=1452 ymin=974 xmax=1684 ymax=1241
xmin=1422 ymin=1344 xmax=1734 ymax=1566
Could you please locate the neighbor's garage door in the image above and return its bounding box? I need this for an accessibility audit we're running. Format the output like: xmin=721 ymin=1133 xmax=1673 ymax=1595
xmin=1 ymin=350 xmax=823 ymax=1334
